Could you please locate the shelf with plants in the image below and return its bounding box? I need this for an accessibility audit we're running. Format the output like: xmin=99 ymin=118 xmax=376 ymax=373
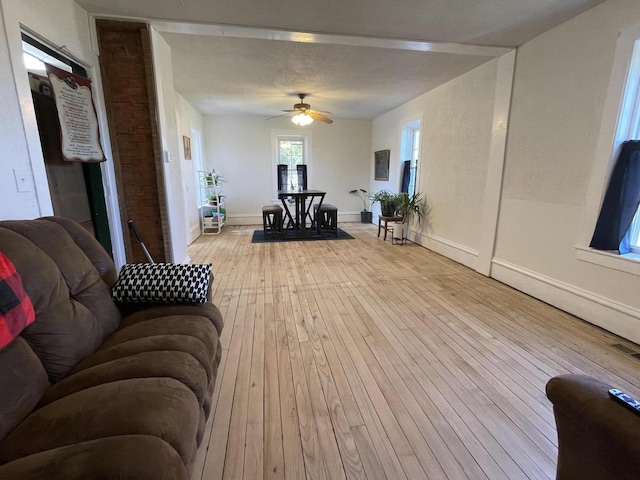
xmin=199 ymin=169 xmax=226 ymax=235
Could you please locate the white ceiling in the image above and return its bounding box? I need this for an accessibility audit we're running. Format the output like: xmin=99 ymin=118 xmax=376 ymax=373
xmin=76 ymin=0 xmax=605 ymax=119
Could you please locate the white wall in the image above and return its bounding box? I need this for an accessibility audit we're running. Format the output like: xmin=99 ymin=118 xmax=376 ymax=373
xmin=175 ymin=92 xmax=205 ymax=244
xmin=492 ymin=0 xmax=640 ymax=343
xmin=372 ymin=58 xmax=499 ymax=265
xmin=150 ymin=28 xmax=188 ymax=263
xmin=203 ymin=115 xmax=371 ymax=225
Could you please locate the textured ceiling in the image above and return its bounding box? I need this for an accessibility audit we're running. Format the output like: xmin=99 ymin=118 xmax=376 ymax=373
xmin=76 ymin=0 xmax=606 ymax=119
xmin=163 ymin=34 xmax=489 ymax=118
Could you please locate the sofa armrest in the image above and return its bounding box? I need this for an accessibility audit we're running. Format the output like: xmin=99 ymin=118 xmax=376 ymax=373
xmin=546 ymin=374 xmax=640 ymax=480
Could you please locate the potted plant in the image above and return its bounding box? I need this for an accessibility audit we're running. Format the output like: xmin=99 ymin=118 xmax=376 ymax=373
xmin=204 ymin=168 xmax=225 ymax=186
xmin=370 ymin=190 xmax=400 ymax=217
xmin=206 ymin=192 xmax=217 ymax=205
xmin=349 ymin=188 xmax=373 ymax=223
xmin=397 ymin=191 xmax=426 ymax=224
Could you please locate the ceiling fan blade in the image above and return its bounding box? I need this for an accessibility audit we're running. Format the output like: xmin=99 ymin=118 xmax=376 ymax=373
xmin=281 ymin=109 xmax=297 ymax=113
xmin=266 ymin=112 xmax=291 ymax=120
xmin=309 ymin=109 xmax=333 ymax=115
xmin=308 ymin=111 xmax=333 ymax=124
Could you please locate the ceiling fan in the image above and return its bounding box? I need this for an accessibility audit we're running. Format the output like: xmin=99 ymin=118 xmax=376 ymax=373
xmin=273 ymin=94 xmax=334 ymax=125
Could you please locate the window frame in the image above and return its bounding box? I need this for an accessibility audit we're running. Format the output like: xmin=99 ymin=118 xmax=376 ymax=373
xmin=400 ymin=120 xmax=421 ymax=196
xmin=271 ymin=130 xmax=312 ymax=199
xmin=577 ymin=25 xmax=640 ymax=275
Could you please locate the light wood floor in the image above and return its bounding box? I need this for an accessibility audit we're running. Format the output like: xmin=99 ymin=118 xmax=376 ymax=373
xmin=188 ymin=223 xmax=640 ymax=480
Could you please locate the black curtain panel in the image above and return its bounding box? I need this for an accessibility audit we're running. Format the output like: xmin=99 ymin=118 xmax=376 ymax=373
xmin=401 ymin=160 xmax=411 ymax=193
xmin=590 ymin=140 xmax=640 ymax=253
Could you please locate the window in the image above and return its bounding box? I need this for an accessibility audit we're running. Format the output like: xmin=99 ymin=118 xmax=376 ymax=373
xmin=614 ymin=40 xmax=640 ymax=254
xmin=277 ymin=135 xmax=306 ymax=190
xmin=400 ymin=121 xmax=420 ymax=195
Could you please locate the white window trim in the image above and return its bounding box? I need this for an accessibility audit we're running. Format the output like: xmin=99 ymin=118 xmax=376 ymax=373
xmin=398 ymin=114 xmax=423 ymax=193
xmin=271 ymin=130 xmax=312 ymax=200
xmin=577 ymin=24 xmax=640 ymax=276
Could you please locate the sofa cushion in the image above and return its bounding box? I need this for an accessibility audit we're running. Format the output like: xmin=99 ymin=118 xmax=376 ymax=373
xmin=0 ymin=253 xmax=35 ymax=349
xmin=102 ymin=316 xmax=217 ymax=361
xmin=40 ymin=217 xmax=118 ymax=287
xmin=112 ymin=263 xmax=212 ymax=304
xmin=0 ymin=435 xmax=188 ymax=480
xmin=38 ymin=351 xmax=208 ymax=408
xmin=0 ymin=337 xmax=49 ymax=441
xmin=119 ymin=302 xmax=224 ymax=336
xmin=0 ymin=222 xmax=120 ymax=382
xmin=0 ymin=378 xmax=199 ymax=467
xmin=71 ymin=334 xmax=214 ymax=382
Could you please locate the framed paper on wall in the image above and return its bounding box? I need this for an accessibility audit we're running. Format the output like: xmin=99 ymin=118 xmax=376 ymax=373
xmin=374 ymin=149 xmax=390 ymax=181
xmin=183 ymin=136 xmax=191 ymax=160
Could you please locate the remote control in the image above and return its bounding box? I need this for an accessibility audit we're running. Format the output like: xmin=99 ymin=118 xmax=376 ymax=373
xmin=608 ymin=388 xmax=640 ymax=416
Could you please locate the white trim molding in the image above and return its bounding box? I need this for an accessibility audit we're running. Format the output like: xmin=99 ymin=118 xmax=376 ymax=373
xmin=477 ymin=50 xmax=516 ymax=277
xmin=491 ymin=258 xmax=640 ymax=345
xmin=575 ymin=245 xmax=640 ymax=277
xmin=411 ymin=231 xmax=478 ymax=270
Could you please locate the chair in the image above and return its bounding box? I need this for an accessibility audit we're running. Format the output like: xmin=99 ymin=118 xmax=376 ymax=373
xmin=296 ymin=164 xmax=308 ymax=190
xmin=277 ymin=164 xmax=288 ymax=191
xmin=262 ymin=205 xmax=283 ymax=239
xmin=546 ymin=374 xmax=640 ymax=480
xmin=313 ymin=203 xmax=338 ymax=237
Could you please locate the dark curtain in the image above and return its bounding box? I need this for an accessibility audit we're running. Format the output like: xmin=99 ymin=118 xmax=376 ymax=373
xmin=590 ymin=140 xmax=640 ymax=253
xmin=401 ymin=160 xmax=411 ymax=193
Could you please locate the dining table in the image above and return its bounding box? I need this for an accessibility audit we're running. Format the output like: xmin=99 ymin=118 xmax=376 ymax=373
xmin=277 ymin=189 xmax=326 ymax=238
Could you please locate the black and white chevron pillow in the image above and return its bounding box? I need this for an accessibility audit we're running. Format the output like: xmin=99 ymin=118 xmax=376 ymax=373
xmin=112 ymin=263 xmax=212 ymax=304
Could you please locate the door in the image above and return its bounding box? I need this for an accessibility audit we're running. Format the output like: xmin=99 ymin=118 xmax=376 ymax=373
xmin=23 ymin=34 xmax=113 ymax=256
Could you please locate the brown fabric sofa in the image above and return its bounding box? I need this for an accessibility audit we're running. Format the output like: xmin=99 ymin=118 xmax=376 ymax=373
xmin=546 ymin=374 xmax=640 ymax=480
xmin=0 ymin=217 xmax=223 ymax=480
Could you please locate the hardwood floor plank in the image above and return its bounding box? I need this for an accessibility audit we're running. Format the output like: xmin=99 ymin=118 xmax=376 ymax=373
xmin=245 ymin=296 xmax=266 ymax=479
xmin=264 ymin=303 xmax=285 ymax=480
xmin=189 ymin=224 xmax=640 ymax=480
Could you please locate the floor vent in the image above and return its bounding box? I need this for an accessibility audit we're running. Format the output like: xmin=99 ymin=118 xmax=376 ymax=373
xmin=611 ymin=343 xmax=637 ymax=354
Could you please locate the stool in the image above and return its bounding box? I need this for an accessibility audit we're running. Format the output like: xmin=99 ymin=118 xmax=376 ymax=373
xmin=262 ymin=205 xmax=283 ymax=239
xmin=313 ymin=203 xmax=338 ymax=237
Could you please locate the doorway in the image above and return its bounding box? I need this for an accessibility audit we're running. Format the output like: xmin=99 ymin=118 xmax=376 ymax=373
xmin=22 ymin=34 xmax=113 ymax=256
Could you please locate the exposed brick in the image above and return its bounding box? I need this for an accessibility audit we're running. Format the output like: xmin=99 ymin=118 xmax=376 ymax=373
xmin=98 ymin=20 xmax=169 ymax=263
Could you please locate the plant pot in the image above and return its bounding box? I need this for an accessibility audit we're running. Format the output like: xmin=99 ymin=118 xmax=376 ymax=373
xmin=381 ymin=203 xmax=396 ymax=217
xmin=360 ymin=211 xmax=373 ymax=223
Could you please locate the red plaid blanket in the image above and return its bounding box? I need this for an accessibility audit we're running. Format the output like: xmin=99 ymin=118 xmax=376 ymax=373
xmin=0 ymin=252 xmax=35 ymax=349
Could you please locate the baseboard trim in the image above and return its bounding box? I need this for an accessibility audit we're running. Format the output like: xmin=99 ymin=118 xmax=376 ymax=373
xmin=411 ymin=231 xmax=478 ymax=270
xmin=188 ymin=224 xmax=200 ymax=244
xmin=491 ymin=258 xmax=640 ymax=344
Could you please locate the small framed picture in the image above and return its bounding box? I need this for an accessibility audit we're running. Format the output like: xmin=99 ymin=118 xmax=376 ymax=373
xmin=183 ymin=136 xmax=191 ymax=160
xmin=374 ymin=149 xmax=390 ymax=181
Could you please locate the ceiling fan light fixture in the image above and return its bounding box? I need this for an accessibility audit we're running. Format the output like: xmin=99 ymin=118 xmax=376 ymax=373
xmin=291 ymin=112 xmax=313 ymax=126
